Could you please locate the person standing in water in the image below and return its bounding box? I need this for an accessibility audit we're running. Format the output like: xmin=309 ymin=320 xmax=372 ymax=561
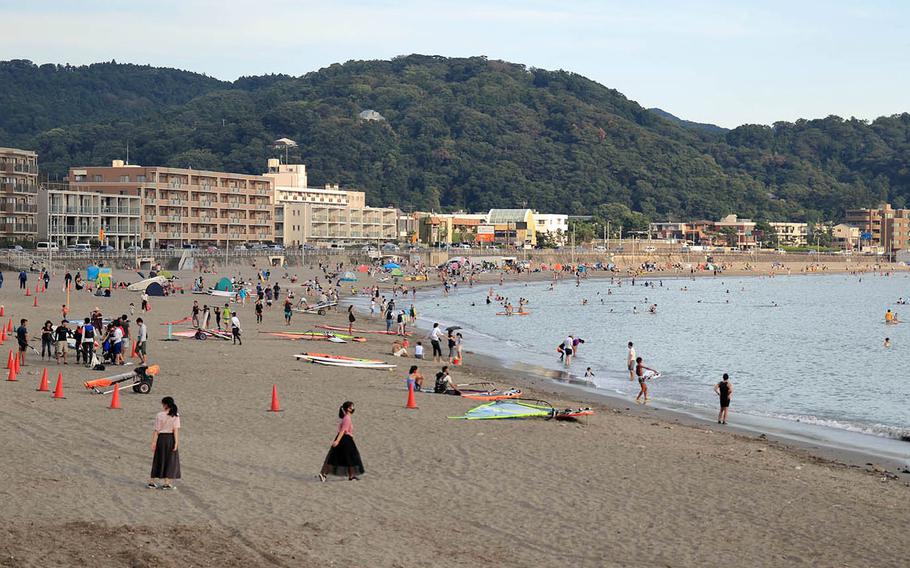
xmin=714 ymin=373 xmax=733 ymax=424
xmin=627 ymin=342 xmax=636 ymax=381
xmin=318 ymin=401 xmax=364 ymax=481
xmin=635 ymin=356 xmax=658 ymax=404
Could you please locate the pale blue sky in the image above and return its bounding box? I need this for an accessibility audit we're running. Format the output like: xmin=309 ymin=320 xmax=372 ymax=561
xmin=2 ymin=0 xmax=908 ymax=127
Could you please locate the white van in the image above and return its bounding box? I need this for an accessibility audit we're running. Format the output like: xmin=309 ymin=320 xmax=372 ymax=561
xmin=67 ymin=243 xmax=91 ymax=252
xmin=36 ymin=242 xmax=59 ymax=252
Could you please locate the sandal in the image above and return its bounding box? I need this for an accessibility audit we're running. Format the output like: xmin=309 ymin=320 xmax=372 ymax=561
xmin=147 ymin=482 xmax=157 ymax=489
xmin=161 ymin=484 xmax=174 ymax=490
xmin=316 ymin=473 xmax=326 ymax=482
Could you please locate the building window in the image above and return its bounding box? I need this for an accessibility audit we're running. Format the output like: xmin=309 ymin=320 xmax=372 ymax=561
xmin=93 ymin=175 xmax=103 ymax=182
xmin=120 ymin=175 xmax=130 ymax=182
xmin=137 ymin=175 xmax=146 ymax=182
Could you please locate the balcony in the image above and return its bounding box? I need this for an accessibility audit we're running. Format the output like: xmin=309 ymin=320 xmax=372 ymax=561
xmin=0 ymin=223 xmax=37 ymax=233
xmin=3 ymin=203 xmax=37 ymax=214
xmin=0 ymin=182 xmax=39 ymax=194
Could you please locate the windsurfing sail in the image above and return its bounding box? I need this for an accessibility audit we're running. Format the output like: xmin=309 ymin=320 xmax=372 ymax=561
xmin=450 ymin=399 xmax=555 ymax=420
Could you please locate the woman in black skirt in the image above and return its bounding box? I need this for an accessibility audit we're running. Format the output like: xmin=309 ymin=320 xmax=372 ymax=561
xmin=347 ymin=305 xmax=356 ymax=335
xmin=318 ymin=401 xmax=364 ymax=481
xmin=148 ymin=396 xmax=181 ymax=489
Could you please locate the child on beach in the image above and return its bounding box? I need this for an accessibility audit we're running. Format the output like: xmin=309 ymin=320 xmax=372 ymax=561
xmin=414 ymin=342 xmax=424 ymax=359
xmin=635 ymin=357 xmax=658 ymax=404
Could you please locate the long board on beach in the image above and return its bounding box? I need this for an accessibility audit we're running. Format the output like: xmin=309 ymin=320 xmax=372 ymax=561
xmin=316 ymin=324 xmax=411 ymax=336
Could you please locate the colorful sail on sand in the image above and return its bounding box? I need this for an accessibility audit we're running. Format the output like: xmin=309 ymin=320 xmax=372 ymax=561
xmin=450 ymin=399 xmax=593 ymax=420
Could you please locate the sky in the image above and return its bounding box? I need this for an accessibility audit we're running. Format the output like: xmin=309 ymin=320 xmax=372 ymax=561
xmin=1 ymin=0 xmax=908 ymax=128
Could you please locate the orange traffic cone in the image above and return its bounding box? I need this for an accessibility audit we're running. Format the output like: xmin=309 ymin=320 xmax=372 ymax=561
xmin=52 ymin=373 xmax=64 ymax=399
xmin=1 ymin=329 xmax=6 ymax=344
xmin=32 ymin=295 xmax=38 ymax=308
xmin=13 ymin=351 xmax=20 ymax=374
xmin=130 ymin=341 xmax=137 ymax=358
xmin=37 ymin=368 xmax=49 ymax=392
xmin=7 ymin=365 xmax=16 ymax=382
xmin=268 ymin=384 xmax=282 ymax=412
xmin=6 ymin=319 xmax=12 ymax=333
xmin=5 ymin=349 xmax=12 ymax=370
xmin=25 ymin=287 xmax=30 ymax=297
xmin=109 ymin=385 xmax=121 ymax=409
xmin=406 ymin=381 xmax=418 ymax=409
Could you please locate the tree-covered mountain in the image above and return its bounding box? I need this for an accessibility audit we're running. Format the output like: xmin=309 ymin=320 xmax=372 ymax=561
xmin=3 ymin=56 xmax=910 ymax=224
xmin=647 ymin=108 xmax=728 ymax=135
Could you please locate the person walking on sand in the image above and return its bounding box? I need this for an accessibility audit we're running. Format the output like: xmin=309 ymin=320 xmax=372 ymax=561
xmin=318 ymin=401 xmax=364 ymax=482
xmin=635 ymin=356 xmax=658 ymax=404
xmin=16 ymin=318 xmax=29 ymax=366
xmin=148 ymin=396 xmax=181 ymax=490
xmin=284 ymin=296 xmax=293 ymax=326
xmin=255 ymin=299 xmax=263 ymax=324
xmin=429 ymin=323 xmax=444 ymax=362
xmin=191 ymin=300 xmax=200 ymax=328
xmin=627 ymin=342 xmax=636 ymax=381
xmin=714 ymin=373 xmax=733 ymax=424
xmin=222 ymin=304 xmax=232 ymax=331
xmin=135 ymin=317 xmax=148 ymax=365
xmin=347 ymin=305 xmax=356 ymax=335
xmin=40 ymin=320 xmax=54 ymax=360
xmin=231 ymin=312 xmax=242 ymax=345
xmin=54 ymin=320 xmax=69 ymax=365
xmin=18 ymin=270 xmax=27 ymax=290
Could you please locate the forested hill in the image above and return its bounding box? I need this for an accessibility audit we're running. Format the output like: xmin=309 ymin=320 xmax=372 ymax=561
xmin=4 ymin=55 xmax=910 ymax=223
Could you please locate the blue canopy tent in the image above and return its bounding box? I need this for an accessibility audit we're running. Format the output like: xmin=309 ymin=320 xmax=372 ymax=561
xmin=383 ymin=262 xmax=401 ymax=270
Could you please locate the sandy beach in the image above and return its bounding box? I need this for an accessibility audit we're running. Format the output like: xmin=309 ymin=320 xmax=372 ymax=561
xmin=0 ymin=262 xmax=908 ymax=567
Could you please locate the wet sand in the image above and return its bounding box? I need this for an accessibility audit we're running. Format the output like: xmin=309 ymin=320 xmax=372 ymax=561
xmin=0 ymin=265 xmax=908 ymax=567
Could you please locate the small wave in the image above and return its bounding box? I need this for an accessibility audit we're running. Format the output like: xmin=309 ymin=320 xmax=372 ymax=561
xmin=759 ymin=412 xmax=910 ymax=441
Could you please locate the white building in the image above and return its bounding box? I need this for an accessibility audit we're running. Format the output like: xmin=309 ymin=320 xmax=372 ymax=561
xmin=263 ymin=160 xmax=396 ymax=246
xmin=38 ymin=182 xmax=141 ymax=249
xmin=769 ymin=222 xmax=808 ymax=247
xmin=534 ymin=213 xmax=569 ymax=245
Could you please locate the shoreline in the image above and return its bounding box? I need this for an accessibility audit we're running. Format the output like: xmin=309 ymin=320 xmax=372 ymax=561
xmin=394 ymin=273 xmax=910 ymax=477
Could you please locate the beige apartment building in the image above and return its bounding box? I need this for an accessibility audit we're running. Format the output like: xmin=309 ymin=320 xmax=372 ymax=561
xmin=68 ymin=161 xmax=274 ymax=249
xmin=0 ymin=147 xmax=39 ymax=243
xmin=38 ymin=182 xmax=141 ymax=249
xmin=264 ymin=160 xmax=396 ymax=246
xmin=768 ymin=222 xmax=808 ymax=247
xmin=845 ymin=203 xmax=910 ymax=254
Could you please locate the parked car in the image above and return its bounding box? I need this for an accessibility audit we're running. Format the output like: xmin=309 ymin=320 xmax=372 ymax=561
xmin=8 ymin=245 xmax=23 ymax=251
xmin=234 ymin=245 xmax=248 ymax=251
xmin=249 ymin=243 xmax=268 ymax=250
xmin=456 ymin=243 xmax=472 ymax=249
xmin=381 ymin=242 xmax=400 ymax=252
xmin=269 ymin=244 xmax=284 ymax=251
xmin=302 ymin=243 xmax=316 ymax=251
xmin=127 ymin=245 xmax=143 ymax=252
xmin=37 ymin=241 xmax=60 ymax=252
xmin=97 ymin=245 xmax=116 ymax=252
xmin=67 ymin=243 xmax=91 ymax=252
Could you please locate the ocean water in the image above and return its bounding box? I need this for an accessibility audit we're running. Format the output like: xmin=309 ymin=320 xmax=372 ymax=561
xmin=412 ymin=273 xmax=910 ymax=451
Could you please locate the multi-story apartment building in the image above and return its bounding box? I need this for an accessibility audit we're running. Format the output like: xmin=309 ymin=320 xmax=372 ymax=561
xmin=38 ymin=182 xmax=141 ymax=249
xmin=714 ymin=214 xmax=756 ymax=248
xmin=0 ymin=147 xmax=39 ymax=243
xmin=845 ymin=205 xmax=884 ymax=245
xmin=264 ymin=160 xmax=396 ymax=246
xmin=844 ymin=204 xmax=910 ymax=254
xmin=768 ymin=222 xmax=808 ymax=247
xmin=68 ymin=161 xmax=274 ymax=248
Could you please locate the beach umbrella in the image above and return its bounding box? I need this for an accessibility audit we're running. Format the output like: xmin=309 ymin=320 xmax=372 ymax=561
xmin=340 ymin=271 xmax=358 ymax=282
xmin=554 ymin=263 xmax=563 ymax=271
xmin=390 ymin=267 xmax=404 ymax=277
xmin=383 ymin=262 xmax=400 ymax=270
xmin=356 ymin=265 xmax=370 ymax=273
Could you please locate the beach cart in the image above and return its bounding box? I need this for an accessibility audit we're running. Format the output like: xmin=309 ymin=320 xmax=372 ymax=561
xmin=83 ymin=365 xmax=160 ymax=395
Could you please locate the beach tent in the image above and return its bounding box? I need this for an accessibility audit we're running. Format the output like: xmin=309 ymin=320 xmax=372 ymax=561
xmin=383 ymin=262 xmax=400 ymax=270
xmin=145 ymin=281 xmax=166 ymax=296
xmin=390 ymin=267 xmax=404 ymax=277
xmin=356 ymin=265 xmax=370 ymax=273
xmin=340 ymin=271 xmax=358 ymax=282
xmin=86 ymin=266 xmax=100 ymax=281
xmin=214 ymin=277 xmax=233 ymax=292
xmin=96 ymin=273 xmax=112 ymax=289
